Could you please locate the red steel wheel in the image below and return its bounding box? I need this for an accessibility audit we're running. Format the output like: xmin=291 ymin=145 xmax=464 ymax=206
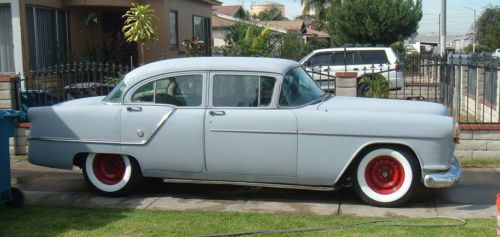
xmin=82 ymin=153 xmax=143 ymax=196
xmin=364 ymin=155 xmax=405 ymax=195
xmin=351 ymin=147 xmax=420 ymax=207
xmin=92 ymin=154 xmax=126 ymax=185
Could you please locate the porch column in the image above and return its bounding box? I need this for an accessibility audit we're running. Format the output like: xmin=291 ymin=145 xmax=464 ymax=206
xmin=10 ymin=0 xmax=24 ymax=90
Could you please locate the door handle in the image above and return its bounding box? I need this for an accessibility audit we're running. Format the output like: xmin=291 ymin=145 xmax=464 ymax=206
xmin=209 ymin=110 xmax=226 ymax=116
xmin=126 ymin=106 xmax=142 ymax=112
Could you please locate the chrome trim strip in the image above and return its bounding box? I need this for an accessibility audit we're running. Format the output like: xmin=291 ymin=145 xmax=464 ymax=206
xmin=163 ymin=178 xmax=339 ymax=191
xmin=29 ymin=137 xmax=120 ymax=144
xmin=29 ymin=108 xmax=177 ymax=146
xmin=298 ymin=131 xmax=433 ymax=140
xmin=209 ymin=128 xmax=296 ymax=135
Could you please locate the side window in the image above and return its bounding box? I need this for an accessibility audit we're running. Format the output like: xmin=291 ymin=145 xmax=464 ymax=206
xmin=131 ymin=75 xmax=203 ymax=106
xmin=131 ymin=82 xmax=155 ymax=103
xmin=331 ymin=51 xmax=360 ymax=65
xmin=155 ymin=75 xmax=203 ymax=106
xmin=279 ymin=67 xmax=324 ymax=107
xmin=307 ymin=53 xmax=332 ymax=67
xmin=213 ymin=75 xmax=276 ymax=107
xmin=359 ymin=50 xmax=389 ymax=65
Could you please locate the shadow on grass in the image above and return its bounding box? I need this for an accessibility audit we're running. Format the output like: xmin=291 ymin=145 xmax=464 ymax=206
xmin=0 ymin=205 xmax=128 ymax=236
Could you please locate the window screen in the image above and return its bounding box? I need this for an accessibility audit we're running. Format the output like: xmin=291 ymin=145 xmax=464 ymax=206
xmin=213 ymin=75 xmax=275 ymax=107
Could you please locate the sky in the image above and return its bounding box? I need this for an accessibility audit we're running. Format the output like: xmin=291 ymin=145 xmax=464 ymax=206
xmin=220 ymin=0 xmax=500 ymax=36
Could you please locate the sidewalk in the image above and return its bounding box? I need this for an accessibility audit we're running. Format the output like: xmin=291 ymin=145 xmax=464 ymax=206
xmin=10 ymin=159 xmax=500 ymax=218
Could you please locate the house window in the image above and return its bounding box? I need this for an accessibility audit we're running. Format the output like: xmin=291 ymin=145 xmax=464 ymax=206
xmin=192 ymin=15 xmax=211 ymax=56
xmin=0 ymin=5 xmax=14 ymax=72
xmin=169 ymin=10 xmax=178 ymax=47
xmin=26 ymin=6 xmax=69 ymax=70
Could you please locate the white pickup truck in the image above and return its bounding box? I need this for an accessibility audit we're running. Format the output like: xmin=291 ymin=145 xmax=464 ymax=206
xmin=493 ymin=49 xmax=500 ymax=59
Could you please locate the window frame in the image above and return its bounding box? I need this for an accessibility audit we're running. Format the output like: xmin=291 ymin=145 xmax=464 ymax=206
xmin=208 ymin=71 xmax=281 ymax=109
xmin=168 ymin=10 xmax=178 ymax=48
xmin=192 ymin=15 xmax=211 ymax=56
xmin=123 ymin=71 xmax=207 ymax=108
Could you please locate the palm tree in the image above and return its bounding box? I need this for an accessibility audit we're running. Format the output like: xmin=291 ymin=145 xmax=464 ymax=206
xmin=122 ymin=3 xmax=158 ymax=65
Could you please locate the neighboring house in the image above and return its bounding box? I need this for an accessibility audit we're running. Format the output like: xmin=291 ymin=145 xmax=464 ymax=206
xmin=250 ymin=2 xmax=284 ymax=17
xmin=213 ymin=5 xmax=246 ymax=19
xmin=0 ymin=0 xmax=220 ymax=76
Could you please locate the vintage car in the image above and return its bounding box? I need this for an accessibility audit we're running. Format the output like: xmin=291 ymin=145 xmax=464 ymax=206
xmin=28 ymin=57 xmax=461 ymax=207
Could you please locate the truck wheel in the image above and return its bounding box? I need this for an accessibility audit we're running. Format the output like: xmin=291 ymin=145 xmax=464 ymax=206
xmin=83 ymin=153 xmax=143 ymax=197
xmin=351 ymin=147 xmax=420 ymax=207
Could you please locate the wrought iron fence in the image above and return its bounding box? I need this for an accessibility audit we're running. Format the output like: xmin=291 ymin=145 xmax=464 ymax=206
xmin=19 ymin=62 xmax=131 ymax=112
xmin=305 ymin=54 xmax=500 ymax=124
xmin=17 ymin=56 xmax=500 ymax=124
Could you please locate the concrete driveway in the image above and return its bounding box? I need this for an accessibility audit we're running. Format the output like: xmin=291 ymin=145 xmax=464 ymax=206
xmin=10 ymin=159 xmax=500 ymax=218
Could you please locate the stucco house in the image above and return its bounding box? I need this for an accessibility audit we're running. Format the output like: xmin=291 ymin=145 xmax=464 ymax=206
xmin=0 ymin=0 xmax=220 ymax=76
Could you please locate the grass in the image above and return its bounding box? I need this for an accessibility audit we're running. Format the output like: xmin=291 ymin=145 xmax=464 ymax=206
xmin=460 ymin=159 xmax=500 ymax=168
xmin=0 ymin=205 xmax=495 ymax=237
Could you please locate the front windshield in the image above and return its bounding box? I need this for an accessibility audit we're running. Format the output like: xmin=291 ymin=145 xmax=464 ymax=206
xmin=103 ymin=80 xmax=127 ymax=103
xmin=279 ymin=67 xmax=325 ymax=107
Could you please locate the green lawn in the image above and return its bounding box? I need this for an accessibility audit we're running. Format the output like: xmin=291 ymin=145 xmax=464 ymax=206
xmin=0 ymin=205 xmax=495 ymax=237
xmin=460 ymin=159 xmax=500 ymax=168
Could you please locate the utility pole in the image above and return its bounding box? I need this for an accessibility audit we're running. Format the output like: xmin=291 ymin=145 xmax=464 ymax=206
xmin=440 ymin=0 xmax=446 ymax=56
xmin=464 ymin=7 xmax=476 ymax=53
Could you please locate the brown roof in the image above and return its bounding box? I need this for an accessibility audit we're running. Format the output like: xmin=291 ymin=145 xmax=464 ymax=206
xmin=212 ymin=5 xmax=243 ymax=17
xmin=258 ymin=20 xmax=305 ymax=32
xmin=305 ymin=28 xmax=330 ymax=38
xmin=212 ymin=14 xmax=238 ymax=28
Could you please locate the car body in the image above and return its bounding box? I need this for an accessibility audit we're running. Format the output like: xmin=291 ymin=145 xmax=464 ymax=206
xmin=28 ymin=57 xmax=460 ymax=206
xmin=493 ymin=49 xmax=500 ymax=59
xmin=300 ymin=47 xmax=405 ymax=93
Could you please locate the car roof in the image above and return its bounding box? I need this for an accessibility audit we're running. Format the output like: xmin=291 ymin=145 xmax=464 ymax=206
xmin=124 ymin=57 xmax=300 ymax=85
xmin=311 ymin=47 xmax=391 ymax=53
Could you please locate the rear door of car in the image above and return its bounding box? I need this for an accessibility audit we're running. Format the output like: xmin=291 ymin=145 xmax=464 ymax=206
xmin=204 ymin=71 xmax=298 ymax=178
xmin=121 ymin=71 xmax=207 ymax=173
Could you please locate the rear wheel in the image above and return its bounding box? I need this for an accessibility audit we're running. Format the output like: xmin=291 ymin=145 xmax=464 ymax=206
xmin=82 ymin=153 xmax=142 ymax=197
xmin=351 ymin=147 xmax=420 ymax=207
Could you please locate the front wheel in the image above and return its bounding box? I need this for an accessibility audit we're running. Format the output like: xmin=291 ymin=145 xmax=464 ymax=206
xmin=351 ymin=147 xmax=420 ymax=207
xmin=82 ymin=153 xmax=143 ymax=197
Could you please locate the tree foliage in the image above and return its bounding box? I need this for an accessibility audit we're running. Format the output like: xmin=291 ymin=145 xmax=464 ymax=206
xmin=222 ymin=22 xmax=306 ymax=60
xmin=476 ymin=6 xmax=500 ymax=51
xmin=122 ymin=3 xmax=158 ymax=64
xmin=328 ymin=0 xmax=422 ymax=46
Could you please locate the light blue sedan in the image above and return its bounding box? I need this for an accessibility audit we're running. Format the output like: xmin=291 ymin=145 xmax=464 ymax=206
xmin=28 ymin=57 xmax=461 ymax=206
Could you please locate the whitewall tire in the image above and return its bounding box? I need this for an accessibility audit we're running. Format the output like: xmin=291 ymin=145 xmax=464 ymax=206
xmin=82 ymin=153 xmax=142 ymax=196
xmin=351 ymin=147 xmax=420 ymax=207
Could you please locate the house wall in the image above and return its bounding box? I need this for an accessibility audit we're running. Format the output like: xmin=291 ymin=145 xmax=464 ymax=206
xmin=141 ymin=0 xmax=213 ymax=61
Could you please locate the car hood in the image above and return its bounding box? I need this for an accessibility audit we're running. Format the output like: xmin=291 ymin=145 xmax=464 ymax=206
xmin=57 ymin=96 xmax=106 ymax=106
xmin=317 ymin=96 xmax=449 ymax=116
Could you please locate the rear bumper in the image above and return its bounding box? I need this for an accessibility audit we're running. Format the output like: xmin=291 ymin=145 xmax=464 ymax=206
xmin=423 ymin=156 xmax=461 ymax=188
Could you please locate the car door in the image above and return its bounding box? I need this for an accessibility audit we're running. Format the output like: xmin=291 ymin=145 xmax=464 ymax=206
xmin=121 ymin=72 xmax=206 ymax=173
xmin=205 ymin=72 xmax=298 ymax=177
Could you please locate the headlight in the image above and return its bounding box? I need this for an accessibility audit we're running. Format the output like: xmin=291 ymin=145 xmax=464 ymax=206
xmin=452 ymin=121 xmax=460 ymax=144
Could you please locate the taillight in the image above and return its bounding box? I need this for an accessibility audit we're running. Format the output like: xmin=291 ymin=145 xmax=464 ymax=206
xmin=395 ymin=62 xmax=402 ymax=71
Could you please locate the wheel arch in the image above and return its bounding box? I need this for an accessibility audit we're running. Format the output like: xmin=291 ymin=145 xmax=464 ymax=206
xmin=73 ymin=152 xmax=144 ymax=174
xmin=335 ymin=142 xmax=423 ymax=185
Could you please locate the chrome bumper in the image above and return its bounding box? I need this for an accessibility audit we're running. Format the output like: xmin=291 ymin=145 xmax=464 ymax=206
xmin=423 ymin=156 xmax=462 ymax=188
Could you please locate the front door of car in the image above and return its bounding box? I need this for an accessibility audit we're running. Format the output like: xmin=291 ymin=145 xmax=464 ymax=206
xmin=204 ymin=72 xmax=298 ymax=177
xmin=121 ymin=72 xmax=207 ymax=173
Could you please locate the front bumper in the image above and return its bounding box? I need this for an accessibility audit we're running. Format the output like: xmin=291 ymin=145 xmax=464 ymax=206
xmin=423 ymin=156 xmax=462 ymax=188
